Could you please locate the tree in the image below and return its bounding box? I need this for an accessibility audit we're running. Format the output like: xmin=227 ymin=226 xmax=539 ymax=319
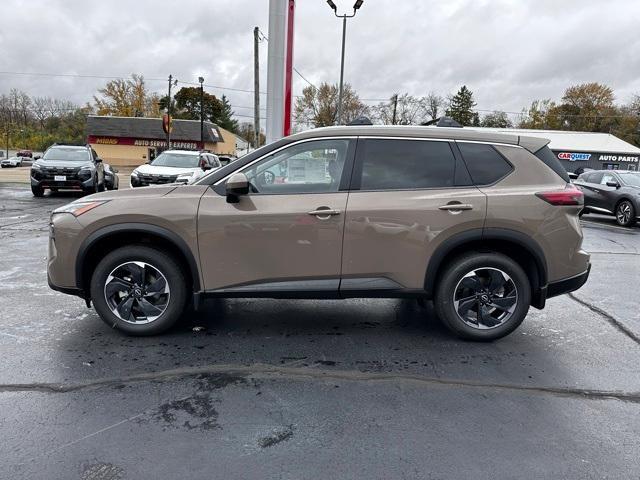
xmin=167 ymin=88 xmax=238 ymax=132
xmin=237 ymin=122 xmax=265 ymax=147
xmin=294 ymin=82 xmax=368 ymax=128
xmin=446 ymin=86 xmax=477 ymax=126
xmin=481 ymin=111 xmax=513 ymax=128
xmin=93 ymin=74 xmax=160 ymax=117
xmin=217 ymin=95 xmax=238 ymax=133
xmin=557 ymin=82 xmax=615 ymax=132
xmin=372 ymin=93 xmax=426 ymax=125
xmin=424 ymin=92 xmax=445 ymax=121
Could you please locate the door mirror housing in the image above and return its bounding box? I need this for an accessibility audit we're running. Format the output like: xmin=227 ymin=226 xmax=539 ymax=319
xmin=225 ymin=172 xmax=249 ymax=202
xmin=95 ymin=157 xmax=103 ymax=163
xmin=200 ymin=157 xmax=212 ymax=171
xmin=606 ymin=181 xmax=620 ymax=188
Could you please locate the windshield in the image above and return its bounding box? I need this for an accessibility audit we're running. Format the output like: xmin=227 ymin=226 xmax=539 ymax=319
xmin=619 ymin=172 xmax=640 ymax=187
xmin=151 ymin=152 xmax=200 ymax=168
xmin=42 ymin=147 xmax=90 ymax=162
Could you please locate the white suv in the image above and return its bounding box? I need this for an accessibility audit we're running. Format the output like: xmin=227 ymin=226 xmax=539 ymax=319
xmin=130 ymin=150 xmax=221 ymax=187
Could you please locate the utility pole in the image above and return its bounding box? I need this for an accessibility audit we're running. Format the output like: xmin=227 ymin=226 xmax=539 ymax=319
xmin=391 ymin=94 xmax=398 ymax=125
xmin=198 ymin=76 xmax=205 ymax=147
xmin=254 ymin=26 xmax=261 ymax=148
xmin=166 ymin=74 xmax=177 ymax=149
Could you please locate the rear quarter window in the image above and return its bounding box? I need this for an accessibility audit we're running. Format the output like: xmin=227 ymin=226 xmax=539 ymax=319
xmin=533 ymin=146 xmax=570 ymax=182
xmin=457 ymin=142 xmax=513 ymax=185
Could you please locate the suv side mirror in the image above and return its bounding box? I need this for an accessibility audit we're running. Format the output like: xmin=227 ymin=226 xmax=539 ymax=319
xmin=200 ymin=157 xmax=212 ymax=171
xmin=95 ymin=157 xmax=103 ymax=163
xmin=225 ymin=172 xmax=249 ymax=203
xmin=606 ymin=181 xmax=620 ymax=189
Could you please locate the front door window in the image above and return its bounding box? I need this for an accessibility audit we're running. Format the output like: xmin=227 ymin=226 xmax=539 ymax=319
xmin=240 ymin=139 xmax=350 ymax=194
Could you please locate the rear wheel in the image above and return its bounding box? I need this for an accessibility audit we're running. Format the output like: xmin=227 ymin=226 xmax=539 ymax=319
xmin=31 ymin=185 xmax=44 ymax=197
xmin=434 ymin=252 xmax=531 ymax=341
xmin=90 ymin=246 xmax=188 ymax=335
xmin=615 ymin=200 xmax=636 ymax=227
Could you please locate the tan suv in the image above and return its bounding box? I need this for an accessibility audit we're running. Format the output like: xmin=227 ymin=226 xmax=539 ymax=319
xmin=47 ymin=126 xmax=590 ymax=340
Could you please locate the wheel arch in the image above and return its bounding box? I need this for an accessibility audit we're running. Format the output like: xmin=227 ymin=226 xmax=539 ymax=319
xmin=424 ymin=228 xmax=548 ymax=308
xmin=76 ymin=223 xmax=201 ymax=294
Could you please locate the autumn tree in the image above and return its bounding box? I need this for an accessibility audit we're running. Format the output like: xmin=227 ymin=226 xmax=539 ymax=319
xmin=294 ymin=82 xmax=368 ymax=127
xmin=237 ymin=122 xmax=265 ymax=148
xmin=93 ymin=74 xmax=160 ymax=117
xmin=481 ymin=111 xmax=513 ymax=128
xmin=446 ymin=86 xmax=477 ymax=126
xmin=372 ymin=93 xmax=426 ymax=125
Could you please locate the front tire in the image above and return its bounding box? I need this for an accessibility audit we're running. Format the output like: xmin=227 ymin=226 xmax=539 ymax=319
xmin=615 ymin=200 xmax=636 ymax=227
xmin=434 ymin=252 xmax=531 ymax=341
xmin=90 ymin=246 xmax=188 ymax=335
xmin=31 ymin=185 xmax=44 ymax=197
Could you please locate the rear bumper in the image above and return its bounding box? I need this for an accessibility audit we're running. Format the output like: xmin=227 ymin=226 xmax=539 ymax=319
xmin=546 ymin=264 xmax=591 ymax=299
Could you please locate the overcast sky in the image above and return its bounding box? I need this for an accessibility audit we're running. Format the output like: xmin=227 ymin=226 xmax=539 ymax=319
xmin=1 ymin=0 xmax=639 ymax=124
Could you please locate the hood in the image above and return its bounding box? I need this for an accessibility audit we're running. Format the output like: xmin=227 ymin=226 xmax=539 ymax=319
xmin=33 ymin=159 xmax=93 ymax=169
xmin=78 ymin=185 xmax=179 ymax=202
xmin=133 ymin=164 xmax=201 ymax=176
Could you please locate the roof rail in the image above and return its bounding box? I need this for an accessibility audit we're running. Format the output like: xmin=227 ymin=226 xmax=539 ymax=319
xmin=421 ymin=116 xmax=463 ymax=128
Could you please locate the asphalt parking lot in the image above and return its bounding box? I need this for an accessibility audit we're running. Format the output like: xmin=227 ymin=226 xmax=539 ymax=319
xmin=1 ymin=185 xmax=639 ymax=479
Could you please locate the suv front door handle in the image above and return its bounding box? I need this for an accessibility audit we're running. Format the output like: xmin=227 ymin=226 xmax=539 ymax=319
xmin=308 ymin=207 xmax=341 ymax=219
xmin=438 ymin=204 xmax=473 ymax=211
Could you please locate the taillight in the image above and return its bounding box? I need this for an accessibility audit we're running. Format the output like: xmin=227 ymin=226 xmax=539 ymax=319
xmin=535 ymin=184 xmax=584 ymax=206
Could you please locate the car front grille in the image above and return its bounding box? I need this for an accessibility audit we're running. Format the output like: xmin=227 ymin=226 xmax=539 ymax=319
xmin=138 ymin=174 xmax=178 ymax=185
xmin=40 ymin=166 xmax=81 ymax=181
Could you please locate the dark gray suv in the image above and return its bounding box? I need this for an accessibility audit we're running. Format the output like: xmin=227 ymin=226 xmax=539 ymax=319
xmin=575 ymin=170 xmax=640 ymax=226
xmin=30 ymin=144 xmax=105 ymax=197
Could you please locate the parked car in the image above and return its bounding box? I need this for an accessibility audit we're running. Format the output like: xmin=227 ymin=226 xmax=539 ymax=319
xmin=574 ymin=170 xmax=640 ymax=226
xmin=17 ymin=149 xmax=33 ymax=158
xmin=130 ymin=150 xmax=221 ymax=187
xmin=30 ymin=144 xmax=105 ymax=197
xmin=1 ymin=156 xmax=23 ymax=168
xmin=103 ymin=163 xmax=119 ymax=190
xmin=47 ymin=125 xmax=590 ymax=340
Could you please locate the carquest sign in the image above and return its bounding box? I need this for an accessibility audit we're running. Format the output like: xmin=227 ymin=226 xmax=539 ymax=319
xmin=558 ymin=152 xmax=591 ymax=162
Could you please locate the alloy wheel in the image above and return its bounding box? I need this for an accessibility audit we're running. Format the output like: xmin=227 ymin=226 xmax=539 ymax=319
xmin=103 ymin=261 xmax=170 ymax=324
xmin=616 ymin=202 xmax=632 ymax=226
xmin=452 ymin=267 xmax=518 ymax=330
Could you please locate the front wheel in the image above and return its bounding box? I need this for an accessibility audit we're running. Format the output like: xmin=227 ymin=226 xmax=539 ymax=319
xmin=90 ymin=246 xmax=188 ymax=335
xmin=31 ymin=185 xmax=44 ymax=197
xmin=434 ymin=252 xmax=531 ymax=341
xmin=615 ymin=200 xmax=636 ymax=227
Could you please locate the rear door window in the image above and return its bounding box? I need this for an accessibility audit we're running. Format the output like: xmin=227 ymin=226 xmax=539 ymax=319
xmin=588 ymin=172 xmax=604 ymax=184
xmin=457 ymin=142 xmax=513 ymax=185
xmin=354 ymin=139 xmax=457 ymax=190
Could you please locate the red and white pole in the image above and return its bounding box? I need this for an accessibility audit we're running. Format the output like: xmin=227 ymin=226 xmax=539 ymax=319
xmin=283 ymin=0 xmax=295 ymax=137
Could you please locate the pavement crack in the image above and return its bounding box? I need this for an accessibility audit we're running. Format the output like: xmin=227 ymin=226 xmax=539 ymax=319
xmin=1 ymin=364 xmax=639 ymax=404
xmin=568 ymin=293 xmax=640 ymax=345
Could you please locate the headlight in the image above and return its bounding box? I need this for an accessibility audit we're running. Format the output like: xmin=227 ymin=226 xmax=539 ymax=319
xmin=130 ymin=170 xmax=139 ymax=177
xmin=31 ymin=163 xmax=42 ymax=170
xmin=79 ymin=165 xmax=93 ymax=171
xmin=176 ymin=173 xmax=194 ymax=184
xmin=52 ymin=201 xmax=108 ymax=217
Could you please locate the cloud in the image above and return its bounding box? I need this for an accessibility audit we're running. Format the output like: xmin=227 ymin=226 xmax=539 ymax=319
xmin=1 ymin=0 xmax=639 ymax=123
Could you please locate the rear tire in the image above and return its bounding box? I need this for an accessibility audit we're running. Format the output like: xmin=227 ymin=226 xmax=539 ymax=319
xmin=90 ymin=245 xmax=188 ymax=336
xmin=615 ymin=200 xmax=636 ymax=227
xmin=434 ymin=252 xmax=531 ymax=341
xmin=31 ymin=185 xmax=44 ymax=197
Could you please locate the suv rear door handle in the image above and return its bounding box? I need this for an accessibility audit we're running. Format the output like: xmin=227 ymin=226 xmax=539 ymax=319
xmin=438 ymin=204 xmax=473 ymax=211
xmin=308 ymin=207 xmax=341 ymax=219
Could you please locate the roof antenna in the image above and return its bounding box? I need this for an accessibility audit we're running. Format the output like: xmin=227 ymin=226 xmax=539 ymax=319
xmin=421 ymin=116 xmax=463 ymax=128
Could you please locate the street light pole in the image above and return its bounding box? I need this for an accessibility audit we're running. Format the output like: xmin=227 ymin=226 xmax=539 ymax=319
xmin=198 ymin=76 xmax=205 ymax=147
xmin=327 ymin=0 xmax=364 ymax=125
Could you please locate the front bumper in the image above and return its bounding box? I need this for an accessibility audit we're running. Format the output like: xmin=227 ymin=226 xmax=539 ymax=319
xmin=32 ymin=174 xmax=94 ymax=190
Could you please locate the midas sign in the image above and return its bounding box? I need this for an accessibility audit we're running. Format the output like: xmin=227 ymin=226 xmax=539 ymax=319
xmin=558 ymin=152 xmax=591 ymax=162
